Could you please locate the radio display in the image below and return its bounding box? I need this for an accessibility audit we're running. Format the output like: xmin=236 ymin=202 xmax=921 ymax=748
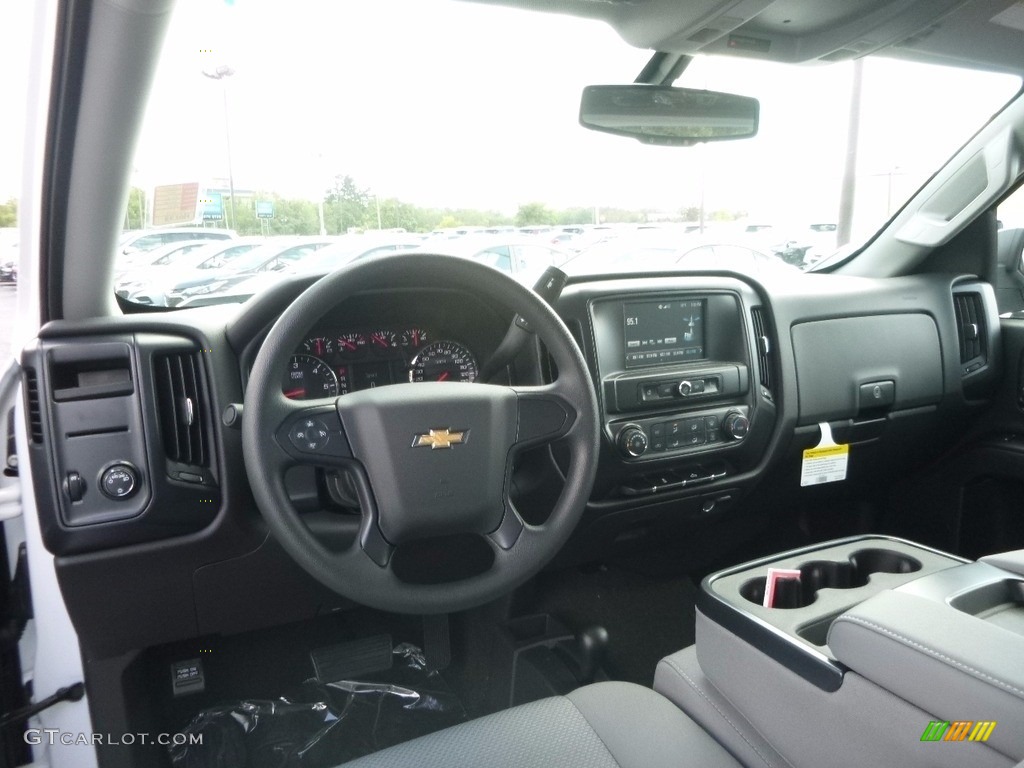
xmin=623 ymin=299 xmax=705 ymax=367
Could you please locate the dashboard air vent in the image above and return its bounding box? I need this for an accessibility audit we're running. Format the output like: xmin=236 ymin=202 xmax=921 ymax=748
xmin=154 ymin=352 xmax=209 ymax=467
xmin=953 ymin=292 xmax=984 ymax=366
xmin=23 ymin=368 xmax=43 ymax=444
xmin=751 ymin=307 xmax=773 ymax=397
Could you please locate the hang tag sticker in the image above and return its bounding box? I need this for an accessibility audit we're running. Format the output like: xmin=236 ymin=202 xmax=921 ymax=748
xmin=800 ymin=422 xmax=848 ymax=487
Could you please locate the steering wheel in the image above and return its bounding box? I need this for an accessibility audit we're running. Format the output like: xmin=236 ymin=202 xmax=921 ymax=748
xmin=242 ymin=253 xmax=600 ymax=613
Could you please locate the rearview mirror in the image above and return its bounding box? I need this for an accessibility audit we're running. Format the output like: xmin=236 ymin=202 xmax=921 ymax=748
xmin=579 ymin=85 xmax=759 ymax=146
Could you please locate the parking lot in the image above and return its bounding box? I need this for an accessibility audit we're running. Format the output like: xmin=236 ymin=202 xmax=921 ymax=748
xmin=0 ymin=285 xmax=16 ymax=353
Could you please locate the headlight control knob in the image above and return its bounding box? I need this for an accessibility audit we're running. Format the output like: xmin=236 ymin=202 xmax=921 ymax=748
xmin=618 ymin=425 xmax=649 ymax=457
xmin=100 ymin=463 xmax=139 ymax=500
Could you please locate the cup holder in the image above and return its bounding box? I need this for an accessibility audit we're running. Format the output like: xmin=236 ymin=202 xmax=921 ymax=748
xmin=739 ymin=548 xmax=922 ymax=609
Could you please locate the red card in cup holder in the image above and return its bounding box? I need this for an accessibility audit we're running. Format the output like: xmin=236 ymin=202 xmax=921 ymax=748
xmin=763 ymin=568 xmax=802 ymax=608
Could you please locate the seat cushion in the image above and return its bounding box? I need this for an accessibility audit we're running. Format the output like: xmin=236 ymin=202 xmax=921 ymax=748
xmin=338 ymin=680 xmax=743 ymax=768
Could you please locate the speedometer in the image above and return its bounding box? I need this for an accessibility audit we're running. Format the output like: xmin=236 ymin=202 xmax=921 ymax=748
xmin=282 ymin=354 xmax=340 ymax=400
xmin=408 ymin=341 xmax=478 ymax=383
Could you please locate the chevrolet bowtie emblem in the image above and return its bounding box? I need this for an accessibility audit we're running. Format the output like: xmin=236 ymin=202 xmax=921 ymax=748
xmin=412 ymin=428 xmax=467 ymax=450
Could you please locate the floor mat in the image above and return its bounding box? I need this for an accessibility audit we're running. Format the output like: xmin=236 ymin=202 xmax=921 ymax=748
xmin=169 ymin=644 xmax=466 ymax=767
xmin=527 ymin=564 xmax=698 ymax=687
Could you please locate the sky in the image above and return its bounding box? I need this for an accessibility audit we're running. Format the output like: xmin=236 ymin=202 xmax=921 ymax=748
xmin=2 ymin=0 xmax=1022 ymax=239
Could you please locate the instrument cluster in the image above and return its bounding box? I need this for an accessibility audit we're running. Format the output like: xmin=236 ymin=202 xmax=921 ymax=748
xmin=281 ymin=327 xmax=479 ymax=400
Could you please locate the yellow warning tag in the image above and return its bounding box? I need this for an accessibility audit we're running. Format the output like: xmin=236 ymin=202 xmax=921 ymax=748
xmin=800 ymin=423 xmax=849 ymax=487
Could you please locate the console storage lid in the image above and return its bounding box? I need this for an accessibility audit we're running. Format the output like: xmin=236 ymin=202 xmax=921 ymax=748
xmin=828 ymin=585 xmax=1024 ymax=759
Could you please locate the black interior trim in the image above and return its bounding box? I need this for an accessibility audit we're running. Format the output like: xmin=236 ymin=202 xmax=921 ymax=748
xmin=41 ymin=0 xmax=93 ymax=323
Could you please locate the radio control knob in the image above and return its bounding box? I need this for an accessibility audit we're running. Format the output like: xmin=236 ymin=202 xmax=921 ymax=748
xmin=678 ymin=380 xmax=693 ymax=396
xmin=722 ymin=412 xmax=750 ymax=440
xmin=618 ymin=425 xmax=649 ymax=457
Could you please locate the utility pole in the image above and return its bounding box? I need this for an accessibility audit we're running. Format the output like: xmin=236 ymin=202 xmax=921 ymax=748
xmin=202 ymin=65 xmax=237 ymax=230
xmin=837 ymin=58 xmax=864 ymax=247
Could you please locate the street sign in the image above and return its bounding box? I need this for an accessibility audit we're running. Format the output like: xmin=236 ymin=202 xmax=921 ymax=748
xmin=202 ymin=193 xmax=224 ymax=221
xmin=256 ymin=201 xmax=274 ymax=219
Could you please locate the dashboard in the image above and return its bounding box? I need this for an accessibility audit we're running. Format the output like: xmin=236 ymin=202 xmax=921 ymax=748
xmin=20 ymin=265 xmax=1004 ymax=661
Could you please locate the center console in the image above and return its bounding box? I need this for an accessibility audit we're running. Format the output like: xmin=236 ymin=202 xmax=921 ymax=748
xmin=654 ymin=537 xmax=1024 ymax=767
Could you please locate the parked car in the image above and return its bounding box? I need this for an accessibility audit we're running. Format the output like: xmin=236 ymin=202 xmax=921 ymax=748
xmin=130 ymin=236 xmax=337 ymax=306
xmin=11 ymin=0 xmax=1024 ymax=767
xmin=175 ymin=233 xmax=424 ymax=306
xmin=114 ymin=237 xmax=265 ymax=298
xmin=565 ymin=230 xmax=798 ymax=276
xmin=419 ymin=234 xmax=571 ymax=284
xmin=0 ymin=229 xmax=18 ymax=284
xmin=116 ymin=226 xmax=235 ymax=257
xmin=0 ymin=261 xmax=17 ymax=284
xmin=111 ymin=237 xmax=225 ymax=280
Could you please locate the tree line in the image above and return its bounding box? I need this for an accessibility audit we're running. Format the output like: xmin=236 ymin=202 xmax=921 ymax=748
xmin=119 ymin=177 xmax=747 ymax=236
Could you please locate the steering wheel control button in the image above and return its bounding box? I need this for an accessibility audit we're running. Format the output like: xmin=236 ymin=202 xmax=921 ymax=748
xmin=618 ymin=425 xmax=649 ymax=457
xmin=100 ymin=464 xmax=139 ymax=500
xmin=723 ymin=411 xmax=750 ymax=440
xmin=290 ymin=418 xmax=331 ymax=452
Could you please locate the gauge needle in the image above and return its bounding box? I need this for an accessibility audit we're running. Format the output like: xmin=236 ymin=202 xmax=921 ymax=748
xmin=437 ymin=371 xmax=450 ymax=382
xmin=283 ymin=387 xmax=306 ymax=398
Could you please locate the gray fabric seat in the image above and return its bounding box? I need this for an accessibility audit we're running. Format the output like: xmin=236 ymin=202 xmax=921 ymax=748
xmin=339 ymin=680 xmax=743 ymax=768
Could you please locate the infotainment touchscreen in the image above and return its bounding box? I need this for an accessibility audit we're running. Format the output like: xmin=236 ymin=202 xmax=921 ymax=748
xmin=623 ymin=298 xmax=705 ymax=368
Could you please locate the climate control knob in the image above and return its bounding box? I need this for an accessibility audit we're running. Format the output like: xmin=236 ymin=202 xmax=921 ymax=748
xmin=722 ymin=412 xmax=750 ymax=440
xmin=678 ymin=380 xmax=693 ymax=396
xmin=617 ymin=425 xmax=649 ymax=458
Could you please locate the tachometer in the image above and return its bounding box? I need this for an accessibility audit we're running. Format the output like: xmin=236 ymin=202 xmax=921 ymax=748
xmin=408 ymin=341 xmax=478 ymax=383
xmin=282 ymin=354 xmax=340 ymax=400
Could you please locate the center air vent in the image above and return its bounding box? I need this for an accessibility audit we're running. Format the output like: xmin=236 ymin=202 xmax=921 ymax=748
xmin=953 ymin=292 xmax=984 ymax=372
xmin=751 ymin=307 xmax=774 ymax=398
xmin=154 ymin=352 xmax=209 ymax=467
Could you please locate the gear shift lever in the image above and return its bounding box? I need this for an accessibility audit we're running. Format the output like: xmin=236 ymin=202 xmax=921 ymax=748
xmin=556 ymin=625 xmax=609 ymax=684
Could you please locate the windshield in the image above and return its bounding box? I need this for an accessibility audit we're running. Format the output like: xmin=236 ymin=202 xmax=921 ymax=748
xmin=118 ymin=0 xmax=1021 ymax=305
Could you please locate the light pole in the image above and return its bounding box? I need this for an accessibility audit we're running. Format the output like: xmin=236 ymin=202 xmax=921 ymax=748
xmin=202 ymin=64 xmax=237 ymax=230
